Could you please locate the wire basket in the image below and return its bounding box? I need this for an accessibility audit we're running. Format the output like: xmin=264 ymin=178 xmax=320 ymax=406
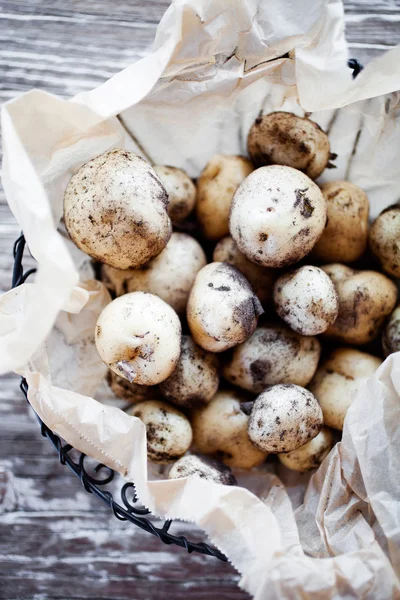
xmin=10 ymin=58 xmax=362 ymax=563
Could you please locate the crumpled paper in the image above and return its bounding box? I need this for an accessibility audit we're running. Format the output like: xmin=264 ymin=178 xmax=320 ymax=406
xmin=1 ymin=0 xmax=400 ymax=597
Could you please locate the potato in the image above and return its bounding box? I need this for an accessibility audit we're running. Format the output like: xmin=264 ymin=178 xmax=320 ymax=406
xmin=277 ymin=427 xmax=334 ymax=472
xmin=192 ymin=390 xmax=267 ymax=469
xmin=107 ymin=370 xmax=156 ymax=403
xmin=64 ymin=149 xmax=171 ymax=269
xmin=126 ymin=232 xmax=206 ymax=314
xmin=168 ymin=454 xmax=236 ymax=485
xmin=130 ymin=400 xmax=192 ymax=463
xmin=382 ymin=305 xmax=400 ymax=356
xmin=274 ymin=265 xmax=339 ymax=335
xmin=223 ymin=324 xmax=320 ymax=393
xmin=101 ymin=264 xmax=134 ymax=297
xmin=159 ymin=335 xmax=219 ymax=408
xmin=153 ymin=165 xmax=196 ymax=222
xmin=229 ymin=165 xmax=327 ymax=267
xmin=369 ymin=204 xmax=400 ymax=277
xmin=95 ymin=292 xmax=181 ymax=385
xmin=247 ymin=112 xmax=330 ymax=179
xmin=322 ymin=264 xmax=397 ymax=344
xmin=196 ymin=155 xmax=253 ymax=240
xmin=309 ymin=348 xmax=382 ymax=430
xmin=248 ymin=384 xmax=323 ymax=453
xmin=187 ymin=262 xmax=263 ymax=352
xmin=213 ymin=236 xmax=277 ymax=307
xmin=311 ymin=181 xmax=369 ymax=263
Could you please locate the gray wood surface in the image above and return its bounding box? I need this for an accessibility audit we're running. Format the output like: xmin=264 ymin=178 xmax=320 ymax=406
xmin=0 ymin=1 xmax=399 ymax=598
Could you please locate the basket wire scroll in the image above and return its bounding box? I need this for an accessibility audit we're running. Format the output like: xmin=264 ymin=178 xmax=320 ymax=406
xmin=10 ymin=58 xmax=362 ymax=563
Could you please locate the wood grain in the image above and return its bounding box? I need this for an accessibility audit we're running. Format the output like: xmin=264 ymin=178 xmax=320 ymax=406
xmin=0 ymin=1 xmax=399 ymax=599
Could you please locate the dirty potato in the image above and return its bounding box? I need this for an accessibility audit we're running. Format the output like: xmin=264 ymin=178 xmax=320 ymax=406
xmin=229 ymin=165 xmax=327 ymax=268
xmin=213 ymin=236 xmax=277 ymax=307
xmin=278 ymin=427 xmax=334 ymax=472
xmin=187 ymin=262 xmax=263 ymax=352
xmin=168 ymin=454 xmax=236 ymax=485
xmin=130 ymin=400 xmax=192 ymax=463
xmin=126 ymin=232 xmax=206 ymax=314
xmin=309 ymin=348 xmax=382 ymax=430
xmin=312 ymin=181 xmax=369 ymax=263
xmin=322 ymin=264 xmax=397 ymax=344
xmin=369 ymin=204 xmax=400 ymax=278
xmin=223 ymin=324 xmax=320 ymax=393
xmin=196 ymin=155 xmax=253 ymax=240
xmin=248 ymin=384 xmax=323 ymax=453
xmin=382 ymin=305 xmax=400 ymax=356
xmin=107 ymin=370 xmax=157 ymax=403
xmin=247 ymin=112 xmax=331 ymax=179
xmin=64 ymin=149 xmax=171 ymax=269
xmin=159 ymin=335 xmax=219 ymax=408
xmin=274 ymin=265 xmax=339 ymax=335
xmin=192 ymin=390 xmax=267 ymax=469
xmin=153 ymin=165 xmax=196 ymax=222
xmin=95 ymin=292 xmax=181 ymax=385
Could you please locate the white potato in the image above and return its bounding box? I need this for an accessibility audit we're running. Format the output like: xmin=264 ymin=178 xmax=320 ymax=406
xmin=278 ymin=427 xmax=334 ymax=472
xmin=168 ymin=454 xmax=236 ymax=485
xmin=154 ymin=165 xmax=196 ymax=222
xmin=369 ymin=204 xmax=400 ymax=278
xmin=382 ymin=305 xmax=400 ymax=356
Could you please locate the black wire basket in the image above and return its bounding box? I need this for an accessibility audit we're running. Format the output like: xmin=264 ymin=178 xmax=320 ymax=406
xmin=11 ymin=58 xmax=362 ymax=564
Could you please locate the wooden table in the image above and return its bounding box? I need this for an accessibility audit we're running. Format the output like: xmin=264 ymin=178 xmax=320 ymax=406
xmin=0 ymin=2 xmax=398 ymax=598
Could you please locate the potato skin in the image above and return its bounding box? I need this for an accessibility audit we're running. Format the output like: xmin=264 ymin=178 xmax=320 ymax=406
xmin=322 ymin=264 xmax=397 ymax=344
xmin=247 ymin=112 xmax=330 ymax=179
xmin=153 ymin=165 xmax=196 ymax=222
xmin=312 ymin=181 xmax=369 ymax=263
xmin=101 ymin=264 xmax=134 ymax=297
xmin=248 ymin=384 xmax=323 ymax=453
xmin=222 ymin=324 xmax=321 ymax=393
xmin=229 ymin=165 xmax=327 ymax=268
xmin=187 ymin=262 xmax=263 ymax=352
xmin=126 ymin=232 xmax=206 ymax=314
xmin=213 ymin=236 xmax=277 ymax=307
xmin=196 ymin=155 xmax=253 ymax=240
xmin=64 ymin=149 xmax=171 ymax=269
xmin=159 ymin=335 xmax=219 ymax=408
xmin=168 ymin=454 xmax=236 ymax=485
xmin=107 ymin=370 xmax=157 ymax=403
xmin=309 ymin=348 xmax=381 ymax=430
xmin=95 ymin=292 xmax=181 ymax=385
xmin=382 ymin=305 xmax=400 ymax=356
xmin=369 ymin=204 xmax=400 ymax=278
xmin=130 ymin=400 xmax=192 ymax=463
xmin=274 ymin=265 xmax=339 ymax=335
xmin=191 ymin=390 xmax=267 ymax=469
xmin=278 ymin=427 xmax=334 ymax=472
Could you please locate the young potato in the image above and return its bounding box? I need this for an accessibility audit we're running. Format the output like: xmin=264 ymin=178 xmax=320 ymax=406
xmin=309 ymin=348 xmax=382 ymax=430
xmin=247 ymin=112 xmax=331 ymax=179
xmin=322 ymin=264 xmax=397 ymax=344
xmin=382 ymin=305 xmax=400 ymax=356
xmin=153 ymin=165 xmax=196 ymax=223
xmin=213 ymin=236 xmax=277 ymax=307
xmin=159 ymin=335 xmax=219 ymax=408
xmin=192 ymin=390 xmax=267 ymax=469
xmin=64 ymin=149 xmax=171 ymax=269
xmin=248 ymin=384 xmax=323 ymax=453
xmin=95 ymin=292 xmax=181 ymax=385
xmin=107 ymin=370 xmax=156 ymax=403
xmin=369 ymin=204 xmax=400 ymax=277
xmin=311 ymin=181 xmax=369 ymax=263
xmin=229 ymin=165 xmax=327 ymax=268
xmin=274 ymin=266 xmax=339 ymax=335
xmin=187 ymin=262 xmax=263 ymax=352
xmin=196 ymin=155 xmax=253 ymax=240
xmin=168 ymin=454 xmax=236 ymax=485
xmin=126 ymin=233 xmax=206 ymax=314
xmin=101 ymin=264 xmax=134 ymax=297
xmin=130 ymin=400 xmax=192 ymax=463
xmin=223 ymin=324 xmax=321 ymax=393
xmin=277 ymin=427 xmax=334 ymax=472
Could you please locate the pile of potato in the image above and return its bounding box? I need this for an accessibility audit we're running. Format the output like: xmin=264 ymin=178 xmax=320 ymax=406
xmin=64 ymin=112 xmax=400 ymax=485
